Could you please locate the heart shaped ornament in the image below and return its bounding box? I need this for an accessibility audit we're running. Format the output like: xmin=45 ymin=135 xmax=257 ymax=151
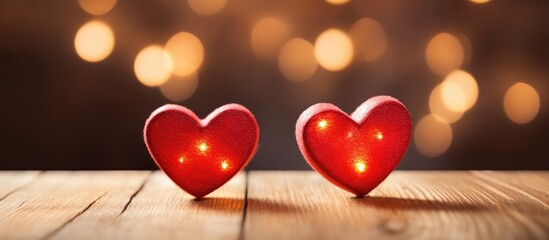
xmin=296 ymin=96 xmax=412 ymax=197
xmin=144 ymin=104 xmax=259 ymax=198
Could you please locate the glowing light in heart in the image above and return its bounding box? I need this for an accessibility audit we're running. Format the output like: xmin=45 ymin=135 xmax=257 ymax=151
xmin=375 ymin=131 xmax=383 ymax=140
xmin=221 ymin=160 xmax=230 ymax=170
xmin=197 ymin=141 xmax=209 ymax=153
xmin=354 ymin=159 xmax=367 ymax=173
xmin=317 ymin=119 xmax=328 ymax=130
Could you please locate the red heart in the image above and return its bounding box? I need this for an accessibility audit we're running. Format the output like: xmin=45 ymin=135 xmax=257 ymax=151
xmin=296 ymin=96 xmax=412 ymax=197
xmin=144 ymin=104 xmax=259 ymax=198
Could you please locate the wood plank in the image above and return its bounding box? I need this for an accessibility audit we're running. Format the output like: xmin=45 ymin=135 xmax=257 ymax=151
xmin=471 ymin=171 xmax=549 ymax=205
xmin=469 ymin=171 xmax=549 ymax=238
xmin=0 ymin=171 xmax=40 ymax=201
xmin=51 ymin=171 xmax=247 ymax=240
xmin=244 ymin=171 xmax=549 ymax=240
xmin=0 ymin=171 xmax=149 ymax=239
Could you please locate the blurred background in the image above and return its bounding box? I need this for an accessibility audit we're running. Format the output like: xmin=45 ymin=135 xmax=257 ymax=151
xmin=0 ymin=0 xmax=547 ymax=170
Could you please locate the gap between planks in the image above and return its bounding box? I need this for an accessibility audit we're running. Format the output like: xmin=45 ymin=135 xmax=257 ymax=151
xmin=238 ymin=170 xmax=250 ymax=240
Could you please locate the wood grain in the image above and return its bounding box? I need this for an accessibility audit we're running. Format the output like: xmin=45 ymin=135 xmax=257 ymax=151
xmin=0 ymin=171 xmax=148 ymax=239
xmin=0 ymin=171 xmax=547 ymax=239
xmin=0 ymin=171 xmax=246 ymax=240
xmin=52 ymin=171 xmax=246 ymax=240
xmin=0 ymin=171 xmax=40 ymax=201
xmin=244 ymin=171 xmax=549 ymax=240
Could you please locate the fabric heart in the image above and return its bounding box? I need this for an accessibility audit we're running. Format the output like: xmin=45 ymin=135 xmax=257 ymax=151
xmin=296 ymin=96 xmax=412 ymax=197
xmin=144 ymin=104 xmax=259 ymax=198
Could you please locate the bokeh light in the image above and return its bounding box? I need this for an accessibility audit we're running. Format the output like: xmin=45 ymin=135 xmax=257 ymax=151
xmin=441 ymin=81 xmax=467 ymax=113
xmin=441 ymin=70 xmax=479 ymax=112
xmin=165 ymin=32 xmax=204 ymax=76
xmin=457 ymin=34 xmax=473 ymax=66
xmin=74 ymin=20 xmax=115 ymax=62
xmin=251 ymin=18 xmax=290 ymax=60
xmin=414 ymin=114 xmax=453 ymax=157
xmin=470 ymin=0 xmax=491 ymax=4
xmin=187 ymin=0 xmax=227 ymax=15
xmin=314 ymin=29 xmax=354 ymax=71
xmin=78 ymin=0 xmax=117 ymax=15
xmin=159 ymin=73 xmax=199 ymax=102
xmin=134 ymin=45 xmax=173 ymax=87
xmin=504 ymin=82 xmax=540 ymax=124
xmin=278 ymin=38 xmax=318 ymax=82
xmin=429 ymin=84 xmax=464 ymax=123
xmin=426 ymin=32 xmax=465 ymax=75
xmin=325 ymin=0 xmax=350 ymax=5
xmin=349 ymin=18 xmax=387 ymax=61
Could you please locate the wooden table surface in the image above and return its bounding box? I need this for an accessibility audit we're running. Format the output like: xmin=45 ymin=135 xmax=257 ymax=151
xmin=0 ymin=171 xmax=547 ymax=239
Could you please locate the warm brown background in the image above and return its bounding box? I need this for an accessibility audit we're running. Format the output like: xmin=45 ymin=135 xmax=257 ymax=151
xmin=0 ymin=0 xmax=547 ymax=170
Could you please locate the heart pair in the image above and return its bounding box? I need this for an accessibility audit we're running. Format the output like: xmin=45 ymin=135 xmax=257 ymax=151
xmin=144 ymin=96 xmax=412 ymax=198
